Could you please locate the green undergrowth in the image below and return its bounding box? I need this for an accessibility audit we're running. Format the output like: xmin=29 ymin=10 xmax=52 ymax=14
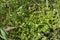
xmin=0 ymin=0 xmax=60 ymax=40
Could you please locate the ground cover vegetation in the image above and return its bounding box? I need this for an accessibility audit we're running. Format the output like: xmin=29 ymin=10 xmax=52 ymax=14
xmin=0 ymin=0 xmax=60 ymax=40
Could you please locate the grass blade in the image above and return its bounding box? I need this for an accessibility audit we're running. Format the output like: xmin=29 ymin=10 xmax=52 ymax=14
xmin=0 ymin=29 xmax=8 ymax=40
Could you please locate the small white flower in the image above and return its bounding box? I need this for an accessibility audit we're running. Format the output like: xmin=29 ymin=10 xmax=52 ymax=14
xmin=53 ymin=9 xmax=58 ymax=12
xmin=53 ymin=9 xmax=56 ymax=11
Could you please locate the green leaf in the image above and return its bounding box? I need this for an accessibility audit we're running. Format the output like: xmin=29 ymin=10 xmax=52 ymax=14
xmin=0 ymin=29 xmax=8 ymax=40
xmin=46 ymin=0 xmax=49 ymax=8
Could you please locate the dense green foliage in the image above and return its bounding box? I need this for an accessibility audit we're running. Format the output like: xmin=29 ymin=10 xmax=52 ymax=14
xmin=0 ymin=0 xmax=60 ymax=40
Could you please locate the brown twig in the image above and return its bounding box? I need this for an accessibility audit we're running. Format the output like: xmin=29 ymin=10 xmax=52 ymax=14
xmin=4 ymin=26 xmax=20 ymax=34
